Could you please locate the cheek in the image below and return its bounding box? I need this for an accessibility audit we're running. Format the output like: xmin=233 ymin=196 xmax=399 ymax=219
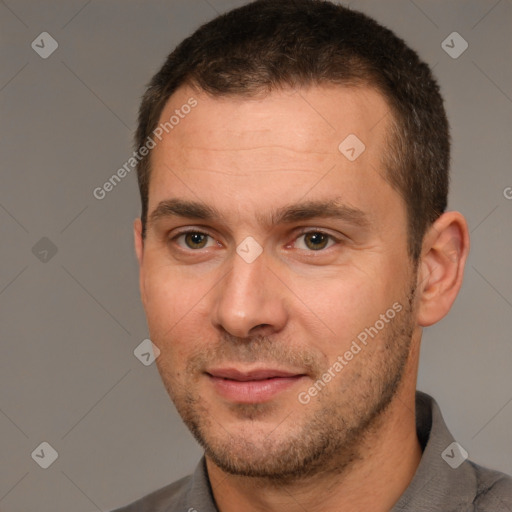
xmin=142 ymin=265 xmax=186 ymax=336
xmin=143 ymin=272 xmax=178 ymax=328
xmin=303 ymin=264 xmax=406 ymax=353
xmin=142 ymin=262 xmax=213 ymax=356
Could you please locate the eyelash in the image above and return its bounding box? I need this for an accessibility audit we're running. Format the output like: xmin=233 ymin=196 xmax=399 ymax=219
xmin=169 ymin=228 xmax=341 ymax=252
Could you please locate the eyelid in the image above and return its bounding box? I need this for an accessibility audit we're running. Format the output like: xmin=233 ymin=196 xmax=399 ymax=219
xmin=295 ymin=227 xmax=341 ymax=240
xmin=171 ymin=228 xmax=215 ymax=238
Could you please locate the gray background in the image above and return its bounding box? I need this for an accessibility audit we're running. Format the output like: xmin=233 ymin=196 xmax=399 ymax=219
xmin=0 ymin=0 xmax=511 ymax=510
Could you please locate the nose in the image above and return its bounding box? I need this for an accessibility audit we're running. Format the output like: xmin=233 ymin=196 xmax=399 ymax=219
xmin=211 ymin=245 xmax=289 ymax=339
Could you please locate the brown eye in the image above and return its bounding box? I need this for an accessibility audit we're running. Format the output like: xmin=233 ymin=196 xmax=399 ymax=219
xmin=295 ymin=230 xmax=337 ymax=251
xmin=303 ymin=232 xmax=330 ymax=250
xmin=184 ymin=232 xmax=208 ymax=249
xmin=172 ymin=231 xmax=214 ymax=250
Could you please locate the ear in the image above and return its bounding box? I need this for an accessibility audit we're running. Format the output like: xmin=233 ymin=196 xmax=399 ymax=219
xmin=134 ymin=218 xmax=147 ymax=306
xmin=416 ymin=211 xmax=470 ymax=327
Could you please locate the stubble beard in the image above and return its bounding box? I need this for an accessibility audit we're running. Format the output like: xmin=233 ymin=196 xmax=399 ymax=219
xmin=157 ymin=283 xmax=417 ymax=484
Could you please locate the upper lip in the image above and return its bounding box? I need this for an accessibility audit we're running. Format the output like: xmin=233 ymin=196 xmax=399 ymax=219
xmin=206 ymin=368 xmax=304 ymax=381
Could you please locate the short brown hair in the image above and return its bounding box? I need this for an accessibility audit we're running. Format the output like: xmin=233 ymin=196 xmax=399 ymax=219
xmin=135 ymin=0 xmax=450 ymax=261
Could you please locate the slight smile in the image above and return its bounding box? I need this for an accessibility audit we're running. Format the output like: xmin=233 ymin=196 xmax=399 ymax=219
xmin=206 ymin=368 xmax=308 ymax=403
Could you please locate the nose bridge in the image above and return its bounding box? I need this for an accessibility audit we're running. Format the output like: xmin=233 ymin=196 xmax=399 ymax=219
xmin=212 ymin=245 xmax=287 ymax=338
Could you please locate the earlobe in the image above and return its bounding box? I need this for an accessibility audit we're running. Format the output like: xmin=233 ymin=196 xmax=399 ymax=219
xmin=416 ymin=211 xmax=470 ymax=327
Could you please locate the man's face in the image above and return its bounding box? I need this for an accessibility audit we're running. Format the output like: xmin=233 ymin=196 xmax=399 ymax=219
xmin=136 ymin=84 xmax=420 ymax=478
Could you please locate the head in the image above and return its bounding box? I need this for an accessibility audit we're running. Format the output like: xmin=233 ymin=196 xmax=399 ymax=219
xmin=136 ymin=0 xmax=450 ymax=262
xmin=133 ymin=0 xmax=469 ymax=481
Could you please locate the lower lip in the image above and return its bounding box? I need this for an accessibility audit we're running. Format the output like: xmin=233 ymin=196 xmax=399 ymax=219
xmin=208 ymin=375 xmax=305 ymax=403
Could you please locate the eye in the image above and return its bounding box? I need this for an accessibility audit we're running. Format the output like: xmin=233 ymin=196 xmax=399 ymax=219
xmin=172 ymin=230 xmax=217 ymax=250
xmin=170 ymin=229 xmax=340 ymax=252
xmin=294 ymin=230 xmax=338 ymax=251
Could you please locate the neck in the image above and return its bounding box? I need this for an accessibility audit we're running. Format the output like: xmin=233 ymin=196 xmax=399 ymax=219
xmin=206 ymin=372 xmax=422 ymax=512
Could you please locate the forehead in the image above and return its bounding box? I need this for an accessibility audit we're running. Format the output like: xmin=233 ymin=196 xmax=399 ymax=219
xmin=146 ymin=83 xmax=402 ymax=233
xmin=154 ymin=83 xmax=390 ymax=165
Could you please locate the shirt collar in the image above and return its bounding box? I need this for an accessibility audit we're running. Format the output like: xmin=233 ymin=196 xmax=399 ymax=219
xmin=391 ymin=391 xmax=476 ymax=511
xmin=180 ymin=391 xmax=474 ymax=512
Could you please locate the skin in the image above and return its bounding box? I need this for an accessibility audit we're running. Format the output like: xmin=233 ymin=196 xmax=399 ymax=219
xmin=134 ymin=83 xmax=470 ymax=512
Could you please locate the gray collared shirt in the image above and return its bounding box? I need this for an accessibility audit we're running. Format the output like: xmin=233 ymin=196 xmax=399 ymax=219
xmin=112 ymin=391 xmax=512 ymax=511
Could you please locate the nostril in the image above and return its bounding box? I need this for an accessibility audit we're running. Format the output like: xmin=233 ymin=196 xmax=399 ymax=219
xmin=248 ymin=324 xmax=273 ymax=336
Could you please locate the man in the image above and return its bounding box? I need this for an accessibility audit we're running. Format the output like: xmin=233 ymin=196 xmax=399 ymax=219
xmin=113 ymin=0 xmax=512 ymax=510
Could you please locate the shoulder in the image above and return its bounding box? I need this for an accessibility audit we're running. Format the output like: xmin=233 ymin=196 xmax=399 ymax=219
xmin=110 ymin=474 xmax=192 ymax=512
xmin=470 ymin=461 xmax=512 ymax=511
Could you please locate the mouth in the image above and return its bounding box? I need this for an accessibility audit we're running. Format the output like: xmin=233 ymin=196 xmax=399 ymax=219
xmin=205 ymin=367 xmax=307 ymax=403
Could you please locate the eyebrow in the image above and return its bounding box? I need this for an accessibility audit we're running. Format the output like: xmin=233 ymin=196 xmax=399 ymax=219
xmin=148 ymin=197 xmax=370 ymax=229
